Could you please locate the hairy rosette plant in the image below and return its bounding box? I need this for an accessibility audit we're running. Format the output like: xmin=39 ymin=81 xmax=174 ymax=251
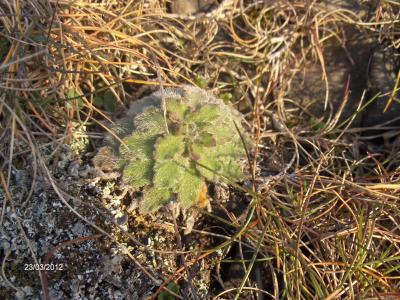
xmin=96 ymin=85 xmax=251 ymax=212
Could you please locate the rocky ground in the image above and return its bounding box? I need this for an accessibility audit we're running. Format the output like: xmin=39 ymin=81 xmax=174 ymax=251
xmin=1 ymin=140 xmax=225 ymax=299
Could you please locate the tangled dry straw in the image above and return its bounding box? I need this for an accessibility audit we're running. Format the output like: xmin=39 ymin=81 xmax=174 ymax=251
xmin=0 ymin=0 xmax=399 ymax=299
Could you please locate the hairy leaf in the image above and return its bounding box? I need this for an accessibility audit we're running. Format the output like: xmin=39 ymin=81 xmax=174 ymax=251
xmin=214 ymin=142 xmax=246 ymax=158
xmin=154 ymin=160 xmax=184 ymax=189
xmin=120 ymin=133 xmax=157 ymax=160
xmin=167 ymin=99 xmax=188 ymax=121
xmin=187 ymin=105 xmax=220 ymax=124
xmin=134 ymin=107 xmax=165 ymax=135
xmin=122 ymin=159 xmax=153 ymax=188
xmin=155 ymin=135 xmax=185 ymax=161
xmin=219 ymin=157 xmax=243 ymax=181
xmin=196 ymin=151 xmax=222 ymax=180
xmin=207 ymin=122 xmax=236 ymax=143
xmin=178 ymin=167 xmax=204 ymax=208
xmin=195 ymin=132 xmax=216 ymax=147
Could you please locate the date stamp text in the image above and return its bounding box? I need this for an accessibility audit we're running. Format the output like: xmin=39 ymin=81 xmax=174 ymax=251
xmin=24 ymin=264 xmax=64 ymax=271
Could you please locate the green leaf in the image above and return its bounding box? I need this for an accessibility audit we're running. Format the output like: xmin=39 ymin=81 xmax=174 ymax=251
xmin=122 ymin=159 xmax=153 ymax=188
xmin=155 ymin=135 xmax=185 ymax=161
xmin=191 ymin=144 xmax=221 ymax=180
xmin=140 ymin=187 xmax=172 ymax=212
xmin=195 ymin=132 xmax=216 ymax=147
xmin=187 ymin=105 xmax=220 ymax=124
xmin=93 ymin=96 xmax=104 ymax=108
xmin=120 ymin=133 xmax=157 ymax=160
xmin=103 ymin=90 xmax=116 ymax=112
xmin=153 ymin=161 xmax=183 ymax=189
xmin=177 ymin=167 xmax=204 ymax=208
xmin=197 ymin=156 xmax=221 ymax=180
xmin=134 ymin=107 xmax=165 ymax=135
xmin=207 ymin=122 xmax=236 ymax=143
xmin=191 ymin=142 xmax=244 ymax=181
xmin=219 ymin=157 xmax=243 ymax=181
xmin=167 ymin=99 xmax=188 ymax=121
xmin=214 ymin=141 xmax=246 ymax=158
